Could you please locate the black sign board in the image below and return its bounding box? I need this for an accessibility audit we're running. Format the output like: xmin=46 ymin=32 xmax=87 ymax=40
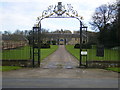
xmin=96 ymin=45 xmax=104 ymax=57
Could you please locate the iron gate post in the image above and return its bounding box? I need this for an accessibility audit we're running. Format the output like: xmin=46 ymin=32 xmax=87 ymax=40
xmin=38 ymin=22 xmax=41 ymax=67
xmin=32 ymin=26 xmax=41 ymax=67
xmin=79 ymin=20 xmax=83 ymax=67
xmin=85 ymin=27 xmax=88 ymax=68
xmin=32 ymin=27 xmax=35 ymax=67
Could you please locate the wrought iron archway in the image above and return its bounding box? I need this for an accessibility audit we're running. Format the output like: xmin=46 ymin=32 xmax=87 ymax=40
xmin=32 ymin=2 xmax=88 ymax=68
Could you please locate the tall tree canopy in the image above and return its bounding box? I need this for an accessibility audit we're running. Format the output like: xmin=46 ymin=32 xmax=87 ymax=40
xmin=90 ymin=2 xmax=119 ymax=48
xmin=90 ymin=3 xmax=117 ymax=31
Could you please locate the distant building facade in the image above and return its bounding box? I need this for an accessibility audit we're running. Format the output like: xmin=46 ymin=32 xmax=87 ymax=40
xmin=42 ymin=30 xmax=88 ymax=45
xmin=2 ymin=34 xmax=28 ymax=50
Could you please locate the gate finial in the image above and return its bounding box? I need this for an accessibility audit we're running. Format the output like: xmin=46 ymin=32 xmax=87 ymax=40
xmin=58 ymin=2 xmax=62 ymax=11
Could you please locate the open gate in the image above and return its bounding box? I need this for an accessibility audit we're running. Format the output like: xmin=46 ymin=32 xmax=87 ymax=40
xmin=32 ymin=2 xmax=88 ymax=68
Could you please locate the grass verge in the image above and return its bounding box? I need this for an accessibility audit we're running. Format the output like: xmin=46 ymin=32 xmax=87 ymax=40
xmin=105 ymin=67 xmax=120 ymax=73
xmin=0 ymin=66 xmax=22 ymax=72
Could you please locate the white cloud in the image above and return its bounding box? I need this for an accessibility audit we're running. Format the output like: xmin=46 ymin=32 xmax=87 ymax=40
xmin=41 ymin=18 xmax=80 ymax=31
xmin=0 ymin=0 xmax=116 ymax=33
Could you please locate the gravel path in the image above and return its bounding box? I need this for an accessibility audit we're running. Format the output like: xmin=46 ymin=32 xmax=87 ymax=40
xmin=41 ymin=45 xmax=79 ymax=69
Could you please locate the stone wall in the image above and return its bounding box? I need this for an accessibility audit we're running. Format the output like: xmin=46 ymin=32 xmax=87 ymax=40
xmin=87 ymin=61 xmax=120 ymax=68
xmin=1 ymin=60 xmax=33 ymax=67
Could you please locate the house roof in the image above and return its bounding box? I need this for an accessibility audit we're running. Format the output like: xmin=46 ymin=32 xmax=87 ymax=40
xmin=2 ymin=34 xmax=28 ymax=42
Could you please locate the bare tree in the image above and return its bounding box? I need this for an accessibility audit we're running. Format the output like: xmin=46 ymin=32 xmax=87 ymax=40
xmin=90 ymin=3 xmax=118 ymax=45
xmin=90 ymin=3 xmax=117 ymax=32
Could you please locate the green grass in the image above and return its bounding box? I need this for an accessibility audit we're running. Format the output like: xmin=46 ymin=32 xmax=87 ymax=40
xmin=106 ymin=67 xmax=120 ymax=73
xmin=65 ymin=45 xmax=119 ymax=61
xmin=2 ymin=45 xmax=58 ymax=61
xmin=40 ymin=45 xmax=58 ymax=60
xmin=2 ymin=46 xmax=30 ymax=60
xmin=1 ymin=45 xmax=58 ymax=71
xmin=0 ymin=66 xmax=22 ymax=71
xmin=66 ymin=45 xmax=80 ymax=60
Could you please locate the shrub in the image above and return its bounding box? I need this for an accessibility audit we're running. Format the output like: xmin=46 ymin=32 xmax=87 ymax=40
xmin=33 ymin=43 xmax=50 ymax=48
xmin=41 ymin=43 xmax=50 ymax=48
xmin=74 ymin=44 xmax=80 ymax=48
xmin=47 ymin=41 xmax=56 ymax=45
xmin=74 ymin=43 xmax=92 ymax=49
xmin=52 ymin=41 xmax=56 ymax=45
xmin=47 ymin=41 xmax=51 ymax=44
xmin=104 ymin=43 xmax=118 ymax=49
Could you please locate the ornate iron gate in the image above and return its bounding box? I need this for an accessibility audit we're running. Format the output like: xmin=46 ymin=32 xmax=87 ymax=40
xmin=32 ymin=2 xmax=88 ymax=68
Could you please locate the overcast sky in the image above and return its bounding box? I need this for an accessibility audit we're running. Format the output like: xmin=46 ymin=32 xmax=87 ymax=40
xmin=0 ymin=0 xmax=116 ymax=33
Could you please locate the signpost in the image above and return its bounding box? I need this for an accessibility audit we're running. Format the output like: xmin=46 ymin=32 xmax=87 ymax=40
xmin=81 ymin=51 xmax=87 ymax=55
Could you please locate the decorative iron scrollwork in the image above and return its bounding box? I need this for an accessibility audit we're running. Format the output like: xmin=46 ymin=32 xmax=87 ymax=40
xmin=36 ymin=2 xmax=83 ymax=22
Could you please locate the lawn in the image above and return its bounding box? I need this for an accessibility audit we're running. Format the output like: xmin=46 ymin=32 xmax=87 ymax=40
xmin=1 ymin=45 xmax=58 ymax=71
xmin=2 ymin=45 xmax=58 ymax=61
xmin=2 ymin=46 xmax=30 ymax=60
xmin=106 ymin=67 xmax=120 ymax=73
xmin=66 ymin=45 xmax=120 ymax=72
xmin=0 ymin=66 xmax=22 ymax=71
xmin=40 ymin=45 xmax=58 ymax=60
xmin=65 ymin=45 xmax=119 ymax=61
